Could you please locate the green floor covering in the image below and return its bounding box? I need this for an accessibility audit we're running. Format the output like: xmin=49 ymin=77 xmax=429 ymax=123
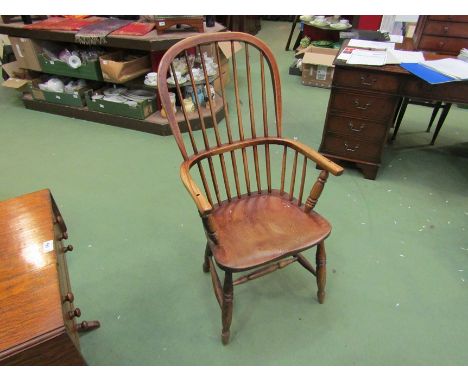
xmin=1 ymin=21 xmax=468 ymax=365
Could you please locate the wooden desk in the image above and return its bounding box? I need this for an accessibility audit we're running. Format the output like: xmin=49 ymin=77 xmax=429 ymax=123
xmin=0 ymin=189 xmax=99 ymax=365
xmin=319 ymin=39 xmax=468 ymax=180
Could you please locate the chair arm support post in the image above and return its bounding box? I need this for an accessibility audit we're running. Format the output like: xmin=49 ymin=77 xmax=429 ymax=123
xmin=304 ymin=170 xmax=329 ymax=212
xmin=202 ymin=214 xmax=218 ymax=245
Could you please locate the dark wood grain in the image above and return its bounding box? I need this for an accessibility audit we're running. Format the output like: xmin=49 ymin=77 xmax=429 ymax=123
xmin=157 ymin=32 xmax=343 ymax=344
xmin=413 ymin=16 xmax=468 ymax=54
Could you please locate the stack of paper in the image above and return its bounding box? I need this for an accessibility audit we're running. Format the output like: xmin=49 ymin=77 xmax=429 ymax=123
xmin=346 ymin=50 xmax=387 ymax=66
xmin=386 ymin=50 xmax=425 ymax=64
xmin=421 ymin=58 xmax=468 ymax=80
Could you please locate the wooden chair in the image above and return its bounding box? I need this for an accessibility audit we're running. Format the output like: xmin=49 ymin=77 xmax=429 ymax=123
xmin=157 ymin=32 xmax=343 ymax=345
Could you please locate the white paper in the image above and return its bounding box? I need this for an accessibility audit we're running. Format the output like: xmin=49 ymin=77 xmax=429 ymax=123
xmin=389 ymin=34 xmax=404 ymax=43
xmin=348 ymin=39 xmax=395 ymax=51
xmin=347 ymin=50 xmax=388 ymax=66
xmin=337 ymin=47 xmax=363 ymax=61
xmin=422 ymin=58 xmax=468 ymax=80
xmin=43 ymin=240 xmax=54 ymax=253
xmin=386 ymin=50 xmax=425 ymax=64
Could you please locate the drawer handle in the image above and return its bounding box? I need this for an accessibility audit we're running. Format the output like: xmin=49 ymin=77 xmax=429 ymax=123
xmin=68 ymin=308 xmax=81 ymax=320
xmin=354 ymin=99 xmax=371 ymax=110
xmin=360 ymin=75 xmax=377 ymax=86
xmin=439 ymin=41 xmax=445 ymax=47
xmin=348 ymin=121 xmax=365 ymax=132
xmin=63 ymin=244 xmax=73 ymax=253
xmin=344 ymin=142 xmax=360 ymax=152
xmin=443 ymin=26 xmax=449 ymax=33
xmin=63 ymin=292 xmax=74 ymax=303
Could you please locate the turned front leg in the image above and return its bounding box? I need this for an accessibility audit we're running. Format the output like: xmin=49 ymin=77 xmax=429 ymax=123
xmin=221 ymin=271 xmax=234 ymax=345
xmin=316 ymin=242 xmax=327 ymax=304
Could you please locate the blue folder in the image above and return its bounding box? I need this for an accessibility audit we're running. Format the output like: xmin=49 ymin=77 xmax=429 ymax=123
xmin=400 ymin=63 xmax=456 ymax=85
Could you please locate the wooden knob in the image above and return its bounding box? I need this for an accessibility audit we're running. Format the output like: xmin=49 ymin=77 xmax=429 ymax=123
xmin=78 ymin=321 xmax=89 ymax=330
xmin=63 ymin=292 xmax=74 ymax=303
xmin=63 ymin=245 xmax=73 ymax=253
xmin=68 ymin=308 xmax=81 ymax=320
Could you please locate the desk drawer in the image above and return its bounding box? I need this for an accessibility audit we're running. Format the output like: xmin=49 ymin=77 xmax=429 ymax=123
xmin=428 ymin=16 xmax=468 ymax=23
xmin=325 ymin=114 xmax=388 ymax=142
xmin=418 ymin=35 xmax=468 ymax=54
xmin=321 ymin=134 xmax=382 ymax=163
xmin=329 ymin=89 xmax=397 ymax=122
xmin=423 ymin=21 xmax=468 ymax=38
xmin=402 ymin=77 xmax=458 ymax=101
xmin=333 ymin=67 xmax=400 ymax=93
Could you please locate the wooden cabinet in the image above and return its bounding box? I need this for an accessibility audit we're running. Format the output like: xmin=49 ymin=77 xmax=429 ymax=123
xmin=319 ymin=39 xmax=468 ymax=180
xmin=0 ymin=189 xmax=99 ymax=365
xmin=319 ymin=65 xmax=400 ymax=179
xmin=413 ymin=16 xmax=468 ymax=54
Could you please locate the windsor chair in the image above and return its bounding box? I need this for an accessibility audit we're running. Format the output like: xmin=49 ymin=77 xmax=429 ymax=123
xmin=157 ymin=32 xmax=343 ymax=345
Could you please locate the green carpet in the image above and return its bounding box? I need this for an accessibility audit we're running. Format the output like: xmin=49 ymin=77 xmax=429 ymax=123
xmin=1 ymin=21 xmax=467 ymax=365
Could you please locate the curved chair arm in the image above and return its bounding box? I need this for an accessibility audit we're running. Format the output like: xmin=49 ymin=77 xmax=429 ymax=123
xmin=180 ymin=162 xmax=213 ymax=216
xmin=282 ymin=138 xmax=344 ymax=176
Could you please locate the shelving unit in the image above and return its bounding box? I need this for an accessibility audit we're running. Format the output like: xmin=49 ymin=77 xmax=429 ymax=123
xmin=0 ymin=20 xmax=227 ymax=135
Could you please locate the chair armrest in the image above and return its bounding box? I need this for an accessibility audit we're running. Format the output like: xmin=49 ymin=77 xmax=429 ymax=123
xmin=180 ymin=162 xmax=213 ymax=216
xmin=283 ymin=138 xmax=344 ymax=176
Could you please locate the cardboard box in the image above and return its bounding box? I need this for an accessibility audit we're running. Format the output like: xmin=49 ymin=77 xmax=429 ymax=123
xmin=99 ymin=51 xmax=151 ymax=84
xmin=301 ymin=46 xmax=338 ymax=88
xmin=37 ymin=53 xmax=103 ymax=81
xmin=213 ymin=60 xmax=230 ymax=94
xmin=201 ymin=41 xmax=242 ymax=66
xmin=1 ymin=61 xmax=40 ymax=92
xmin=9 ymin=37 xmax=42 ymax=71
xmin=85 ymin=89 xmax=156 ymax=120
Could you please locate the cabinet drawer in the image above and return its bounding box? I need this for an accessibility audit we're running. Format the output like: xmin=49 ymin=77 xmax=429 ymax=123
xmin=325 ymin=114 xmax=388 ymax=142
xmin=333 ymin=67 xmax=400 ymax=93
xmin=321 ymin=134 xmax=382 ymax=163
xmin=329 ymin=89 xmax=398 ymax=122
xmin=418 ymin=35 xmax=468 ymax=54
xmin=401 ymin=77 xmax=454 ymax=101
xmin=428 ymin=16 xmax=468 ymax=23
xmin=423 ymin=21 xmax=468 ymax=38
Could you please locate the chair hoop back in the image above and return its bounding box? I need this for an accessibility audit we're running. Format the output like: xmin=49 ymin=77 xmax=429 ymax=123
xmin=157 ymin=32 xmax=283 ymax=161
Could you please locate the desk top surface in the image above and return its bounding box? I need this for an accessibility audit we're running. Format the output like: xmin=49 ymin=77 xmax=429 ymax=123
xmin=0 ymin=189 xmax=63 ymax=354
xmin=335 ymin=38 xmax=456 ymax=75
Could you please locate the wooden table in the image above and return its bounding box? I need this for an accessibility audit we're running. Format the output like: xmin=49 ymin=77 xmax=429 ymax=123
xmin=0 ymin=189 xmax=99 ymax=365
xmin=0 ymin=20 xmax=227 ymax=135
xmin=319 ymin=39 xmax=468 ymax=180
